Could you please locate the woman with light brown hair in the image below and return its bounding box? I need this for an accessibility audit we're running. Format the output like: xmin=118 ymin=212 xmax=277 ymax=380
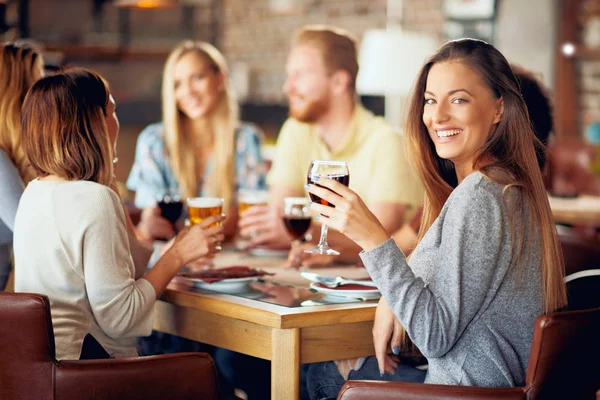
xmin=127 ymin=40 xmax=266 ymax=241
xmin=304 ymin=39 xmax=566 ymax=399
xmin=0 ymin=42 xmax=44 ymax=290
xmin=13 ymin=68 xmax=224 ymax=360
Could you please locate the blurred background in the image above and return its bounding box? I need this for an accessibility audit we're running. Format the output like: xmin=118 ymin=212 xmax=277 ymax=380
xmin=0 ymin=0 xmax=597 ymax=186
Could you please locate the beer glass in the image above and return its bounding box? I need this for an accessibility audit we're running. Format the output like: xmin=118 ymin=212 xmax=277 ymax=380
xmin=283 ymin=197 xmax=311 ymax=242
xmin=238 ymin=189 xmax=269 ymax=215
xmin=305 ymin=160 xmax=350 ymax=255
xmin=187 ymin=197 xmax=224 ymax=228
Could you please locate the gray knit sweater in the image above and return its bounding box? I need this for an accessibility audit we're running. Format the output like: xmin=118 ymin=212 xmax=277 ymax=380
xmin=361 ymin=172 xmax=543 ymax=387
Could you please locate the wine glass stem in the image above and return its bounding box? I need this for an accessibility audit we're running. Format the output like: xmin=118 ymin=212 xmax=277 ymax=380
xmin=317 ymin=224 xmax=330 ymax=249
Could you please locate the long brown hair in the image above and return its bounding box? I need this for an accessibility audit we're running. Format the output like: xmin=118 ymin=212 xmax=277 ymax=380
xmin=0 ymin=42 xmax=43 ymax=182
xmin=406 ymin=39 xmax=566 ymax=313
xmin=21 ymin=68 xmax=114 ymax=186
xmin=162 ymin=41 xmax=237 ymax=206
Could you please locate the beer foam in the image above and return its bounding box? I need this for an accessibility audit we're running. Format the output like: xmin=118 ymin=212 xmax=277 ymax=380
xmin=239 ymin=190 xmax=269 ymax=204
xmin=187 ymin=197 xmax=224 ymax=208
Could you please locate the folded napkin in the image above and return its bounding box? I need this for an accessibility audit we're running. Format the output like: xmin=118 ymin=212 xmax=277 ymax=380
xmin=179 ymin=266 xmax=274 ymax=283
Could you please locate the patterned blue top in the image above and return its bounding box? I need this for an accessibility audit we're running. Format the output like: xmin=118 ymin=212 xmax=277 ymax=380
xmin=126 ymin=122 xmax=267 ymax=209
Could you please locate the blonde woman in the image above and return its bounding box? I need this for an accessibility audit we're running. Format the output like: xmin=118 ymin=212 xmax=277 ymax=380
xmin=127 ymin=41 xmax=266 ymax=240
xmin=0 ymin=42 xmax=44 ymax=290
xmin=304 ymin=39 xmax=566 ymax=399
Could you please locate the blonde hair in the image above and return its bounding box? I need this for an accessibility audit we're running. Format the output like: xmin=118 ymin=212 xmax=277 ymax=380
xmin=162 ymin=41 xmax=237 ymax=206
xmin=0 ymin=42 xmax=43 ymax=183
xmin=293 ymin=25 xmax=359 ymax=92
xmin=406 ymin=39 xmax=566 ymax=314
xmin=21 ymin=68 xmax=114 ymax=186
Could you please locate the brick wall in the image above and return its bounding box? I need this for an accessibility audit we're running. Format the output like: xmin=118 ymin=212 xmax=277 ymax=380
xmin=219 ymin=0 xmax=444 ymax=103
xmin=219 ymin=0 xmax=388 ymax=104
xmin=23 ymin=0 xmax=445 ymax=105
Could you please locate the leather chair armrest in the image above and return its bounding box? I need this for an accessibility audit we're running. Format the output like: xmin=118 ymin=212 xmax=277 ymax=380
xmin=54 ymin=353 xmax=218 ymax=400
xmin=338 ymin=380 xmax=526 ymax=400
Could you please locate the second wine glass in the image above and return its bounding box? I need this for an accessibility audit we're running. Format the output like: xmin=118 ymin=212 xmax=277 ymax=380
xmin=304 ymin=160 xmax=349 ymax=255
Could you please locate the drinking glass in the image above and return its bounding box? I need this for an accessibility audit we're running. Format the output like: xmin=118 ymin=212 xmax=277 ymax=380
xmin=186 ymin=197 xmax=224 ymax=228
xmin=282 ymin=197 xmax=312 ymax=242
xmin=304 ymin=160 xmax=350 ymax=255
xmin=236 ymin=190 xmax=269 ymax=248
xmin=238 ymin=189 xmax=269 ymax=215
xmin=156 ymin=189 xmax=183 ymax=226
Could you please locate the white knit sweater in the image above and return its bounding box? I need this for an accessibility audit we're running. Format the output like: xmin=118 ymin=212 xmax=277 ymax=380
xmin=14 ymin=179 xmax=156 ymax=360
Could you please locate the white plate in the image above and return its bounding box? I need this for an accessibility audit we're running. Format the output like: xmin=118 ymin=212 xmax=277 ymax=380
xmin=309 ymin=282 xmax=381 ymax=300
xmin=179 ymin=276 xmax=258 ymax=293
xmin=248 ymin=248 xmax=289 ymax=258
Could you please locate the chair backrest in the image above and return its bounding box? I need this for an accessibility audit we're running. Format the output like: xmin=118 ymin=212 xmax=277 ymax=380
xmin=559 ymin=233 xmax=600 ymax=310
xmin=0 ymin=292 xmax=55 ymax=400
xmin=0 ymin=292 xmax=220 ymax=400
xmin=524 ymin=308 xmax=600 ymax=399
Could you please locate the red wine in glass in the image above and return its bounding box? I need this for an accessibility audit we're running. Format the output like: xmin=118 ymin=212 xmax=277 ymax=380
xmin=157 ymin=192 xmax=183 ymax=225
xmin=283 ymin=216 xmax=312 ymax=240
xmin=304 ymin=160 xmax=350 ymax=256
xmin=306 ymin=173 xmax=350 ymax=207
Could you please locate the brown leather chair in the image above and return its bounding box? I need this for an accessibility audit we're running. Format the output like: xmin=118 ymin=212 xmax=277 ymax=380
xmin=338 ymin=308 xmax=600 ymax=400
xmin=0 ymin=292 xmax=219 ymax=400
xmin=559 ymin=232 xmax=600 ymax=310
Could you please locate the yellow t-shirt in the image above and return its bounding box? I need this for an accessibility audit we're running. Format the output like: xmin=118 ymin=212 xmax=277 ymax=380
xmin=267 ymin=104 xmax=423 ymax=210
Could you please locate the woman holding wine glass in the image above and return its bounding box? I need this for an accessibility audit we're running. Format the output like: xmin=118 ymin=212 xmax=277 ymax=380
xmin=305 ymin=160 xmax=350 ymax=255
xmin=304 ymin=39 xmax=566 ymax=399
xmin=127 ymin=40 xmax=266 ymax=242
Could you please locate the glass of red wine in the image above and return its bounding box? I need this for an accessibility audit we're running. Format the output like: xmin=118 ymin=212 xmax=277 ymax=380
xmin=283 ymin=197 xmax=312 ymax=243
xmin=305 ymin=160 xmax=350 ymax=255
xmin=156 ymin=189 xmax=183 ymax=227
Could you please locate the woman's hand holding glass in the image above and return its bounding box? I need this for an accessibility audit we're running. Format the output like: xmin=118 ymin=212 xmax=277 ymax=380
xmin=138 ymin=189 xmax=185 ymax=241
xmin=306 ymin=177 xmax=389 ymax=252
xmin=138 ymin=207 xmax=176 ymax=240
xmin=169 ymin=213 xmax=226 ymax=266
xmin=282 ymin=197 xmax=312 ymax=268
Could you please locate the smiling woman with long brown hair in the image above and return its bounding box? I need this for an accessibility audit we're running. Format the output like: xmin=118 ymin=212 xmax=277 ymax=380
xmin=304 ymin=39 xmax=566 ymax=400
xmin=0 ymin=42 xmax=44 ymax=291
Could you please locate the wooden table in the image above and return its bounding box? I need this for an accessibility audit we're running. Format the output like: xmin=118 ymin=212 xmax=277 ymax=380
xmin=549 ymin=195 xmax=600 ymax=226
xmin=153 ymin=250 xmax=377 ymax=400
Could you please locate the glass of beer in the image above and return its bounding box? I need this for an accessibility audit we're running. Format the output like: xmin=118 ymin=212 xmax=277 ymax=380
xmin=305 ymin=160 xmax=350 ymax=255
xmin=238 ymin=189 xmax=269 ymax=215
xmin=283 ymin=197 xmax=312 ymax=242
xmin=187 ymin=197 xmax=224 ymax=254
xmin=187 ymin=197 xmax=224 ymax=228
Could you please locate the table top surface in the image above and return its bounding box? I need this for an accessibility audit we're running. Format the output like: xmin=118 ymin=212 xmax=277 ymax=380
xmin=549 ymin=195 xmax=600 ymax=225
xmin=162 ymin=247 xmax=378 ymax=329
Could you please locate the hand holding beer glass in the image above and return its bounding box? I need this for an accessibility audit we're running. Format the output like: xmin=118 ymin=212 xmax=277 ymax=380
xmin=187 ymin=197 xmax=225 ymax=254
xmin=305 ymin=160 xmax=349 ymax=255
xmin=237 ymin=190 xmax=269 ymax=248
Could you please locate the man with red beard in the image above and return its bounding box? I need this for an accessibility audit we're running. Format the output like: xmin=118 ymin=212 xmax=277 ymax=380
xmin=239 ymin=25 xmax=422 ymax=267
